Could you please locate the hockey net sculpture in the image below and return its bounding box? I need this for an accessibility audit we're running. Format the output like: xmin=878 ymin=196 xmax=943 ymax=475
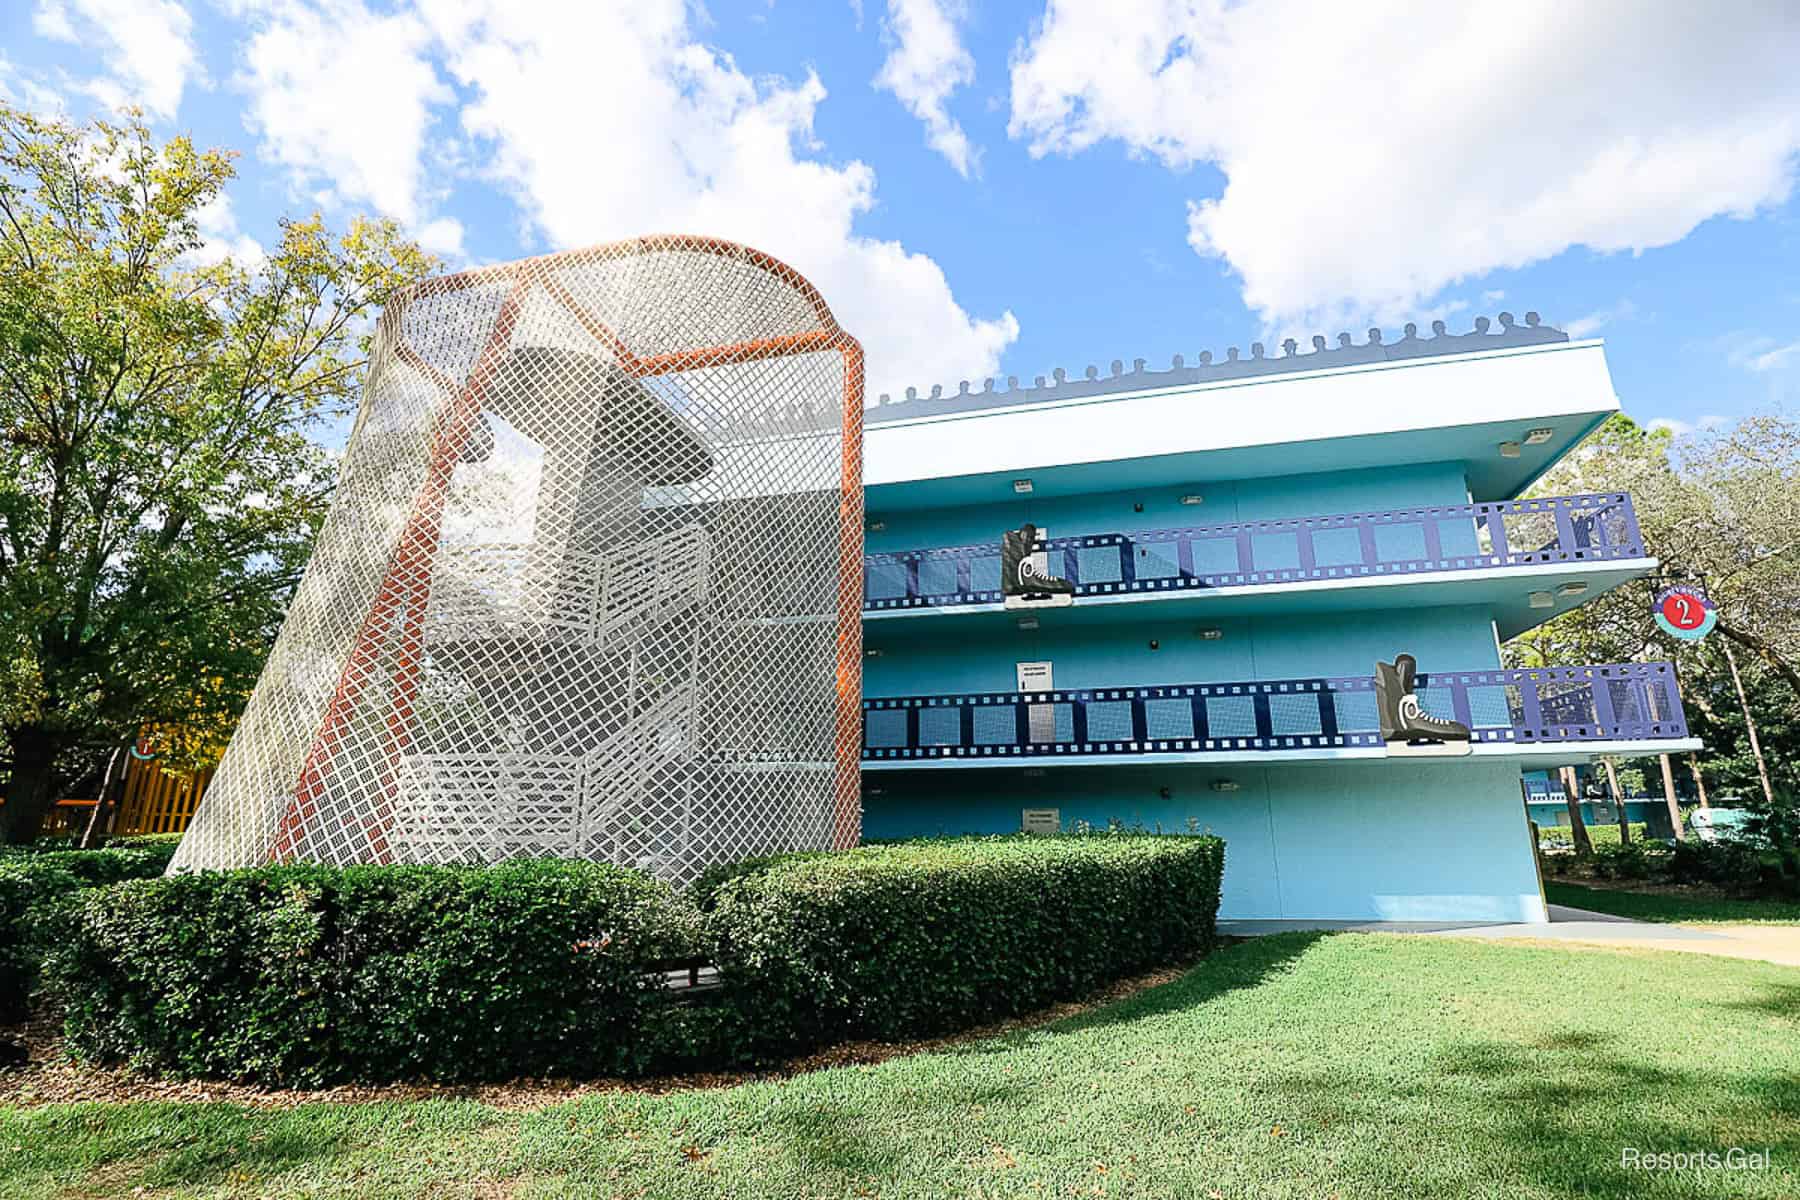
xmin=173 ymin=236 xmax=864 ymax=882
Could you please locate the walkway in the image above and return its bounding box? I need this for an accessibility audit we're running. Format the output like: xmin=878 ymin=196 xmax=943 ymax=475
xmin=1219 ymin=905 xmax=1800 ymax=967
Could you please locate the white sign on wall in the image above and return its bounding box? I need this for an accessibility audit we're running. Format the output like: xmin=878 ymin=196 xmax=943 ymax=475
xmin=1021 ymin=808 xmax=1060 ymax=835
xmin=1016 ymin=660 xmax=1054 ymax=692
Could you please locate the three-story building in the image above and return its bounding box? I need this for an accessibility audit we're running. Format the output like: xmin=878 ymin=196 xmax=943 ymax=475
xmin=856 ymin=314 xmax=1698 ymax=924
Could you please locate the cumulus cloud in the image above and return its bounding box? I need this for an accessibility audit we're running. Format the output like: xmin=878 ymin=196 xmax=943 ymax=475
xmin=233 ymin=0 xmax=449 ymax=225
xmin=429 ymin=0 xmax=1015 ymax=393
xmin=874 ymin=0 xmax=980 ymax=177
xmin=1565 ymin=300 xmax=1639 ymax=339
xmin=187 ymin=191 xmax=267 ymax=270
xmin=33 ymin=0 xmax=197 ymax=118
xmin=1009 ymin=1 xmax=1800 ymax=332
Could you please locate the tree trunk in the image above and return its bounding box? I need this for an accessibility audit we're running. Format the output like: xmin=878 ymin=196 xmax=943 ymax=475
xmin=1560 ymin=765 xmax=1594 ymax=856
xmin=1660 ymin=754 xmax=1685 ymax=841
xmin=1603 ymin=757 xmax=1630 ymax=844
xmin=1 ymin=727 xmax=62 ymax=845
xmin=1688 ymin=754 xmax=1710 ymax=811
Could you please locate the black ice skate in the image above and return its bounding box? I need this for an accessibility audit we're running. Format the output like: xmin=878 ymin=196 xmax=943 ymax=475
xmin=1002 ymin=523 xmax=1074 ymax=609
xmin=1374 ymin=653 xmax=1472 ymax=756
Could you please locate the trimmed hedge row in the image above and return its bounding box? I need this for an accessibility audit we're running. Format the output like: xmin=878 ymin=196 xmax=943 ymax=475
xmin=47 ymin=835 xmax=1225 ymax=1085
xmin=50 ymin=861 xmax=701 ymax=1085
xmin=708 ymin=835 xmax=1225 ymax=1055
xmin=0 ymin=838 xmax=181 ymax=1022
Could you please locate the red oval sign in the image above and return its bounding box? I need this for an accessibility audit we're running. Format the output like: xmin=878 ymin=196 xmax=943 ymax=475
xmin=1660 ymin=591 xmax=1707 ymax=631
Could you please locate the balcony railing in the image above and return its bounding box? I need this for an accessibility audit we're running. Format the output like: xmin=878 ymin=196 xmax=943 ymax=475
xmin=863 ymin=492 xmax=1643 ymax=611
xmin=862 ymin=661 xmax=1688 ymax=762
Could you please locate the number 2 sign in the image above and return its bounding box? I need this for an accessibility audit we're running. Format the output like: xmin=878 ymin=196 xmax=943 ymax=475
xmin=1653 ymin=584 xmax=1716 ymax=641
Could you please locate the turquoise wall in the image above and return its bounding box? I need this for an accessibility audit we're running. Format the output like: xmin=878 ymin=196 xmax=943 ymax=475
xmin=865 ymin=460 xmax=1474 ymax=553
xmin=861 ymin=456 xmax=1549 ymax=924
xmin=863 ymin=759 xmax=1545 ymax=923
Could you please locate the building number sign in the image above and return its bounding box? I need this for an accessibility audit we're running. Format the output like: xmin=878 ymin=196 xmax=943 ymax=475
xmin=1653 ymin=584 xmax=1716 ymax=641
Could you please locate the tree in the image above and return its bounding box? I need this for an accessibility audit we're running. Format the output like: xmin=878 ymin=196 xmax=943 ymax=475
xmin=1506 ymin=411 xmax=1800 ymax=863
xmin=0 ymin=103 xmax=435 ymax=842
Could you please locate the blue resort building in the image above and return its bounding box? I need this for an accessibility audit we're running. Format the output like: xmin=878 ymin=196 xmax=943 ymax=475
xmin=855 ymin=315 xmax=1699 ymax=925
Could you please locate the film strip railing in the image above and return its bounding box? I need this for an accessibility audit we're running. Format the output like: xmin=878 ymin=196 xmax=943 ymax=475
xmin=864 ymin=493 xmax=1642 ymax=611
xmin=862 ymin=661 xmax=1687 ymax=761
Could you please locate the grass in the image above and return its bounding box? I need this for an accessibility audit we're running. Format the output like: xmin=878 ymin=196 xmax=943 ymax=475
xmin=1547 ymin=881 xmax=1800 ymax=925
xmin=4 ymin=933 xmax=1799 ymax=1198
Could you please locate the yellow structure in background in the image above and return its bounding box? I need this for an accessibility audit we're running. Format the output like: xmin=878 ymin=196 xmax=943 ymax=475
xmin=40 ymin=753 xmax=216 ymax=838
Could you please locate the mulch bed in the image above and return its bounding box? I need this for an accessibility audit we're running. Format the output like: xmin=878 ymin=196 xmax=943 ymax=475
xmin=0 ymin=960 xmax=1198 ymax=1111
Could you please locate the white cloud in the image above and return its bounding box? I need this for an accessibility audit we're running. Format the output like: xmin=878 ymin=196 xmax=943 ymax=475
xmin=33 ymin=0 xmax=197 ymax=119
xmin=414 ymin=215 xmax=465 ymax=257
xmin=233 ymin=0 xmax=448 ymax=225
xmin=1009 ymin=1 xmax=1800 ymax=332
xmin=874 ymin=0 xmax=980 ymax=177
xmin=1565 ymin=299 xmax=1639 ymax=340
xmin=187 ymin=191 xmax=267 ymax=270
xmin=412 ymin=0 xmax=1013 ymax=396
xmin=1714 ymin=330 xmax=1800 ymax=374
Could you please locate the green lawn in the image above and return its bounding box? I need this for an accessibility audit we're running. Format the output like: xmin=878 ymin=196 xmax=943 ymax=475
xmin=4 ymin=933 xmax=1798 ymax=1198
xmin=1548 ymin=881 xmax=1800 ymax=925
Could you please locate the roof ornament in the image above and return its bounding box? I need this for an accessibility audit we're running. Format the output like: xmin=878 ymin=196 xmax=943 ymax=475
xmin=869 ymin=311 xmax=1570 ymax=424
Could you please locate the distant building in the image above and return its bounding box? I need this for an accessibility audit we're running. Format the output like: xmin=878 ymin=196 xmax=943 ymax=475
xmin=857 ymin=315 xmax=1698 ymax=924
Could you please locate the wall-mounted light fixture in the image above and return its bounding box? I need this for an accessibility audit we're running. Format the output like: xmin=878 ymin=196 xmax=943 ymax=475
xmin=1148 ymin=639 xmax=1160 ymax=650
xmin=1524 ymin=427 xmax=1555 ymax=445
xmin=1197 ymin=627 xmax=1224 ymax=641
xmin=1179 ymin=494 xmax=1205 ymax=506
xmin=1528 ymin=591 xmax=1555 ymax=609
xmin=1017 ymin=616 xmax=1040 ymax=631
xmin=865 ymin=519 xmax=886 ymax=532
xmin=1023 ymin=768 xmax=1046 ymax=778
xmin=1556 ymin=581 xmax=1589 ymax=597
xmin=1498 ymin=441 xmax=1522 ymax=459
xmin=1158 ymin=787 xmax=1172 ymax=800
xmin=1210 ymin=779 xmax=1240 ymax=793
xmin=864 ymin=647 xmax=884 ymax=658
xmin=1012 ymin=478 xmax=1034 ymax=494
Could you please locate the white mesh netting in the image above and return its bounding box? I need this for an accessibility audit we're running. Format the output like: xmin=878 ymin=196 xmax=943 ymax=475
xmin=172 ymin=236 xmax=864 ymax=882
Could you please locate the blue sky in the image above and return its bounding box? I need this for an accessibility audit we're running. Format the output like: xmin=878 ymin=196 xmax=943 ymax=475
xmin=3 ymin=0 xmax=1798 ymax=432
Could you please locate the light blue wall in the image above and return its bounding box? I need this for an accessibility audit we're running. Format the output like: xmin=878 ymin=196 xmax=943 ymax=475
xmin=865 ymin=605 xmax=1501 ymax=697
xmin=859 ymin=454 xmax=1544 ymax=924
xmin=863 ymin=759 xmax=1546 ymax=923
xmin=865 ymin=460 xmax=1474 ymax=553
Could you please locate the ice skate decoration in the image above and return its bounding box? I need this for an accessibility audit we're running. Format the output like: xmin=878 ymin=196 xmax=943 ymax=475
xmin=1374 ymin=654 xmax=1472 ymax=757
xmin=1002 ymin=523 xmax=1074 ymax=609
xmin=172 ymin=237 xmax=865 ymax=883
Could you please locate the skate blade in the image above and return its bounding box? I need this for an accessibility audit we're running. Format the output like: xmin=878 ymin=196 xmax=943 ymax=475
xmin=1004 ymin=593 xmax=1074 ymax=609
xmin=1383 ymin=739 xmax=1473 ymax=758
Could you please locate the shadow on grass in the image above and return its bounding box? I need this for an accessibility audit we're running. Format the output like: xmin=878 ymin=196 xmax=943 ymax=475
xmin=1048 ymin=931 xmax=1331 ymax=1035
xmin=1257 ymin=1025 xmax=1800 ymax=1197
xmin=1723 ymin=983 xmax=1800 ymax=1022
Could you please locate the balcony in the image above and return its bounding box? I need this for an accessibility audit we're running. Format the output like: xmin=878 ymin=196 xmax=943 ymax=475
xmin=863 ymin=493 xmax=1652 ymax=639
xmin=861 ymin=661 xmax=1697 ymax=769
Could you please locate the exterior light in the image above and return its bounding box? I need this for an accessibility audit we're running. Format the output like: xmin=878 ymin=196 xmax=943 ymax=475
xmin=865 ymin=520 xmax=886 ymax=532
xmin=1528 ymin=591 xmax=1555 ymax=609
xmin=1524 ymin=427 xmax=1555 ymax=445
xmin=1557 ymin=581 xmax=1589 ymax=597
xmin=864 ymin=648 xmax=884 ymax=658
xmin=1180 ymin=494 xmax=1205 ymax=506
xmin=1012 ymin=478 xmax=1034 ymax=494
xmin=1023 ymin=768 xmax=1046 ymax=778
xmin=1197 ymin=627 xmax=1224 ymax=640
xmin=1498 ymin=441 xmax=1522 ymax=459
xmin=1210 ymin=779 xmax=1240 ymax=792
xmin=1017 ymin=616 xmax=1040 ymax=631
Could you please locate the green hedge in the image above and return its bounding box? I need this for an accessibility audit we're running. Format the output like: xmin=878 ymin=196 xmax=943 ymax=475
xmin=49 ymin=835 xmax=1225 ymax=1084
xmin=706 ymin=834 xmax=1225 ymax=1056
xmin=1537 ymin=822 xmax=1647 ymax=849
xmin=0 ymin=839 xmax=180 ymax=1023
xmin=49 ymin=860 xmax=701 ymax=1085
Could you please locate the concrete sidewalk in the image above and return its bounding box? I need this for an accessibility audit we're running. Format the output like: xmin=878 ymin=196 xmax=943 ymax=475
xmin=1220 ymin=905 xmax=1800 ymax=967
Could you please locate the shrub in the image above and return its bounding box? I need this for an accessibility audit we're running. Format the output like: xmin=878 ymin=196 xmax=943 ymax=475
xmin=49 ymin=860 xmax=702 ymax=1085
xmin=0 ymin=839 xmax=178 ymax=1022
xmin=1537 ymin=822 xmax=1647 ymax=851
xmin=705 ymin=834 xmax=1224 ymax=1058
xmin=1588 ymin=840 xmax=1664 ymax=881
